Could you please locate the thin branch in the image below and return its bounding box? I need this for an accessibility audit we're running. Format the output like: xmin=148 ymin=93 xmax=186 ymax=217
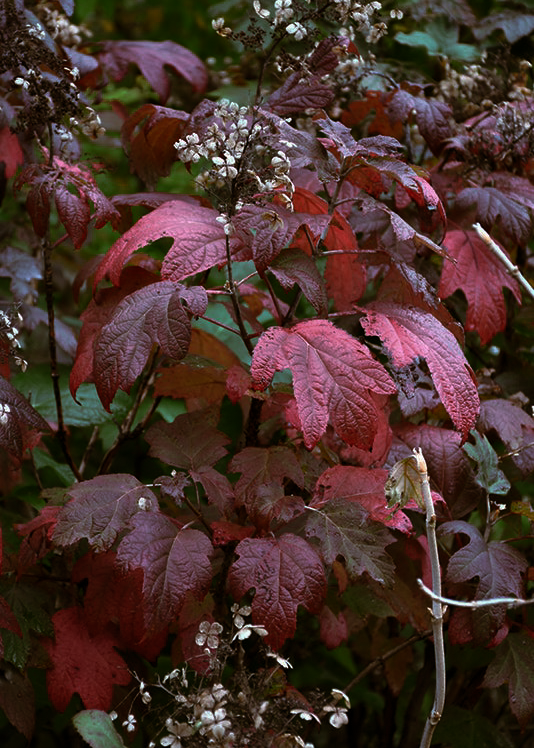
xmin=414 ymin=448 xmax=446 ymax=748
xmin=473 ymin=223 xmax=534 ymax=301
xmin=224 ymin=235 xmax=254 ymax=356
xmin=417 ymin=581 xmax=534 ymax=609
xmin=344 ymin=630 xmax=432 ymax=694
xmin=42 ymin=240 xmax=82 ymax=481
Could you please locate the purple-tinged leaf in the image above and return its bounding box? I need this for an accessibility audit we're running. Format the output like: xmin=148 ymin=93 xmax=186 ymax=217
xmin=269 ymin=248 xmax=328 ymax=314
xmin=117 ymin=512 xmax=213 ymax=630
xmin=359 ymin=302 xmax=479 ymax=440
xmin=482 ymin=631 xmax=534 ymax=728
xmin=97 ymin=40 xmax=208 ymax=102
xmin=473 ymin=12 xmax=534 ymax=43
xmin=387 ymin=87 xmax=452 ymax=154
xmin=230 ymin=446 xmax=305 ymax=509
xmin=228 ymin=534 xmax=326 ymax=650
xmin=145 ymin=407 xmax=229 ymax=471
xmin=94 ymin=281 xmax=205 ymax=410
xmin=0 ymin=246 xmax=42 ymax=303
xmin=478 ymin=399 xmax=534 ymax=476
xmin=52 ymin=474 xmax=158 ymax=551
xmin=251 ymin=320 xmax=396 ymax=449
xmin=0 ymin=376 xmax=49 ymax=459
xmin=267 ymin=73 xmax=334 ymax=116
xmin=456 ymin=187 xmax=532 ymax=244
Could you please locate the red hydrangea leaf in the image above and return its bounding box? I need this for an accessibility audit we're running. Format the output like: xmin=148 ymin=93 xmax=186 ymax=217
xmin=342 ymin=91 xmax=404 ymax=140
xmin=250 ymin=320 xmax=396 ymax=449
xmin=267 ymin=72 xmax=334 ymax=116
xmin=439 ymin=520 xmax=527 ymax=641
xmin=0 ymin=127 xmax=24 ymax=178
xmin=482 ymin=631 xmax=534 ymax=729
xmin=359 ymin=302 xmax=479 ymax=440
xmin=16 ymin=505 xmax=60 ymax=573
xmin=394 ymin=423 xmax=483 ymax=518
xmin=53 ymin=185 xmax=91 ymax=249
xmin=73 ymin=552 xmax=167 ymax=660
xmin=0 ymin=596 xmax=22 ymax=640
xmin=269 ymin=248 xmax=328 ymax=315
xmin=304 ymin=498 xmax=395 ymax=584
xmin=155 ymin=363 xmax=227 ymax=406
xmin=228 ymin=534 xmax=326 ymax=650
xmin=95 ymin=200 xmax=234 ymax=287
xmin=25 ymin=179 xmax=51 ymax=238
xmin=319 ymin=605 xmax=348 ymax=649
xmin=325 ymin=252 xmax=367 ymax=310
xmin=313 ymin=466 xmax=412 ymax=533
xmin=116 ymin=512 xmax=213 ymax=631
xmin=225 ymin=365 xmax=252 ymax=404
xmin=52 ymin=474 xmax=158 ymax=551
xmin=70 ymin=267 xmax=158 ymax=399
xmin=121 ymin=104 xmax=189 ymax=188
xmin=0 ymin=376 xmax=49 ymax=460
xmin=190 ymin=466 xmax=235 ymax=516
xmin=177 ymin=593 xmax=215 ymax=675
xmin=0 ymin=665 xmax=35 ymax=740
xmin=145 ymin=407 xmax=229 ymax=470
xmin=387 ymin=88 xmax=452 ymax=155
xmin=44 ymin=607 xmax=131 ymax=712
xmin=456 ymin=187 xmax=532 ymax=243
xmin=478 ymin=399 xmax=534 ymax=475
xmin=94 ymin=281 xmax=202 ymax=410
xmin=439 ymin=230 xmax=521 ymax=344
xmin=314 ymin=112 xmax=404 ymax=160
xmin=211 ymin=521 xmax=255 ymax=546
xmin=97 ymin=40 xmax=208 ymax=101
xmin=230 ymin=446 xmax=305 ymax=506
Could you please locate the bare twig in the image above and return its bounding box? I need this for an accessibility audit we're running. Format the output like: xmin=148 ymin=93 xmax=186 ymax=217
xmin=414 ymin=448 xmax=446 ymax=748
xmin=42 ymin=240 xmax=82 ymax=482
xmin=473 ymin=223 xmax=534 ymax=301
xmin=417 ymin=581 xmax=534 ymax=610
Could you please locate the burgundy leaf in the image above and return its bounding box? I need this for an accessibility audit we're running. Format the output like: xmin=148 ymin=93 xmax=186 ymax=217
xmin=269 ymin=248 xmax=327 ymax=315
xmin=319 ymin=605 xmax=348 ymax=649
xmin=0 ymin=376 xmax=49 ymax=459
xmin=308 ymin=37 xmax=348 ymax=75
xmin=439 ymin=230 xmax=521 ymax=344
xmin=478 ymin=399 xmax=534 ymax=476
xmin=145 ymin=407 xmax=229 ymax=471
xmin=52 ymin=474 xmax=159 ymax=551
xmin=94 ymin=281 xmax=202 ymax=410
xmin=116 ymin=512 xmax=213 ymax=631
xmin=359 ymin=302 xmax=479 ymax=440
xmin=95 ymin=200 xmax=238 ymax=287
xmin=0 ymin=663 xmax=34 ymax=740
xmin=0 ymin=126 xmax=24 ymax=178
xmin=482 ymin=631 xmax=534 ymax=729
xmin=325 ymin=251 xmax=367 ymax=311
xmin=305 ymin=497 xmax=395 ymax=584
xmin=230 ymin=446 xmax=305 ymax=513
xmin=267 ymin=72 xmax=334 ymax=116
xmin=456 ymin=187 xmax=532 ymax=244
xmin=313 ymin=465 xmax=413 ymax=534
xmin=440 ymin=520 xmax=527 ymax=641
xmin=190 ymin=466 xmax=235 ymax=516
xmin=387 ymin=87 xmax=452 ymax=154
xmin=25 ymin=179 xmax=51 ymax=237
xmin=394 ymin=423 xmax=484 ymax=518
xmin=44 ymin=607 xmax=131 ymax=712
xmin=121 ymin=104 xmax=189 ymax=188
xmin=251 ymin=320 xmax=396 ymax=449
xmin=228 ymin=534 xmax=326 ymax=650
xmin=70 ymin=266 xmax=157 ymax=399
xmin=97 ymin=40 xmax=208 ymax=102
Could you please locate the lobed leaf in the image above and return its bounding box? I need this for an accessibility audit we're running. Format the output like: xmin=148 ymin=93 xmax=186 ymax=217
xmin=250 ymin=320 xmax=396 ymax=449
xmin=482 ymin=631 xmax=534 ymax=728
xmin=228 ymin=534 xmax=326 ymax=650
xmin=359 ymin=302 xmax=479 ymax=440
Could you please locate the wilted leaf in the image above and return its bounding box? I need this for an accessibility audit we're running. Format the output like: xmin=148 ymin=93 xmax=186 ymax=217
xmin=251 ymin=320 xmax=396 ymax=449
xmin=228 ymin=534 xmax=326 ymax=650
xmin=384 ymin=456 xmax=423 ymax=510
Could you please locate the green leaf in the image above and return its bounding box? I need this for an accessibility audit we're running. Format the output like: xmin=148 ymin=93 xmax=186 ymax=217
xmin=463 ymin=430 xmax=511 ymax=495
xmin=395 ymin=20 xmax=479 ymax=61
xmin=32 ymin=448 xmax=76 ymax=486
xmin=384 ymin=456 xmax=423 ymax=510
xmin=434 ymin=705 xmax=515 ymax=748
xmin=72 ymin=710 xmax=126 ymax=748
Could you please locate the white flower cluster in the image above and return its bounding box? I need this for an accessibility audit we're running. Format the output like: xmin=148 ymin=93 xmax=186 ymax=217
xmin=0 ymin=309 xmax=26 ymax=371
xmin=194 ymin=684 xmax=234 ymax=745
xmin=37 ymin=6 xmax=91 ymax=47
xmin=0 ymin=403 xmax=11 ymax=426
xmin=195 ymin=620 xmax=224 ymax=652
xmin=231 ymin=602 xmax=269 ymax=641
